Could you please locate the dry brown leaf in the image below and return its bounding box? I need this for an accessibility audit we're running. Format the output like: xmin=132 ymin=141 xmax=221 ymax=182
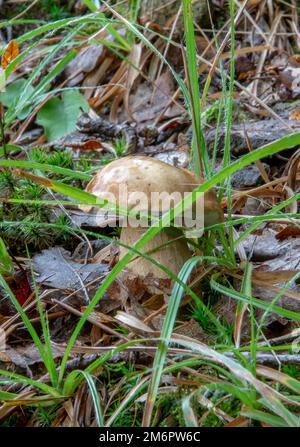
xmin=2 ymin=343 xmax=62 ymax=369
xmin=225 ymin=416 xmax=250 ymax=427
xmin=1 ymin=40 xmax=19 ymax=69
xmin=124 ymin=71 xmax=179 ymax=124
xmin=68 ymin=139 xmax=103 ymax=151
xmin=252 ymin=270 xmax=300 ymax=284
xmin=289 ymin=109 xmax=300 ymax=121
xmin=276 ymin=226 xmax=300 ymax=241
xmin=142 ymin=293 xmax=165 ymax=311
xmin=0 ymin=351 xmax=11 ymax=363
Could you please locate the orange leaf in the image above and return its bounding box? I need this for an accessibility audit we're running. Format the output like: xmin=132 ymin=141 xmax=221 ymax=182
xmin=289 ymin=109 xmax=300 ymax=121
xmin=1 ymin=40 xmax=19 ymax=70
xmin=68 ymin=139 xmax=103 ymax=151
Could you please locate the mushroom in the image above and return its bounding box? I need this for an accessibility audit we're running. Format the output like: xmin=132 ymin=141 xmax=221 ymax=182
xmin=82 ymin=156 xmax=223 ymax=279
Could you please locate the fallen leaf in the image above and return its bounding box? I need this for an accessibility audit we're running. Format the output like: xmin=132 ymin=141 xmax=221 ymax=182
xmin=276 ymin=226 xmax=300 ymax=241
xmin=174 ymin=319 xmax=212 ymax=344
xmin=234 ymin=55 xmax=256 ymax=81
xmin=289 ymin=109 xmax=300 ymax=121
xmin=65 ymin=45 xmax=104 ymax=87
xmin=83 ymin=56 xmax=114 ymax=100
xmin=33 ymin=247 xmax=108 ymax=291
xmin=1 ymin=40 xmax=19 ymax=69
xmin=121 ymin=71 xmax=181 ymax=125
xmin=2 ymin=343 xmax=62 ymax=369
xmin=6 ymin=270 xmax=32 ymax=306
xmin=68 ymin=139 xmax=103 ymax=151
xmin=279 ymin=66 xmax=300 ymax=98
xmin=252 ymin=270 xmax=300 ymax=284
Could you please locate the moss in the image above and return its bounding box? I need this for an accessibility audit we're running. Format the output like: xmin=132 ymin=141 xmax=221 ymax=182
xmin=3 ymin=0 xmax=71 ymax=21
xmin=0 ymin=148 xmax=90 ymax=253
xmin=282 ymin=364 xmax=300 ymax=380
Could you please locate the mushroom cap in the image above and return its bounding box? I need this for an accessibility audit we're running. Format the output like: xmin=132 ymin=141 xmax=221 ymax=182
xmin=84 ymin=156 xmax=223 ymax=225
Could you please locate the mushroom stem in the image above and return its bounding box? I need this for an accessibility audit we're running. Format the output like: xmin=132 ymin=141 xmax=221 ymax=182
xmin=119 ymin=227 xmax=191 ymax=279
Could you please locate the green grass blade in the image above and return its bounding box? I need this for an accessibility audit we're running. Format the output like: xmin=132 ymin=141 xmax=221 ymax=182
xmin=142 ymin=256 xmax=206 ymax=426
xmin=0 ymin=370 xmax=61 ymax=397
xmin=242 ymin=407 xmax=288 ymax=427
xmin=27 ymin=250 xmax=58 ymax=387
xmin=0 ymin=237 xmax=14 ymax=276
xmin=72 ymin=370 xmax=104 ymax=427
xmin=0 ymin=159 xmax=91 ymax=180
xmin=182 ymin=0 xmax=209 ymax=177
xmin=211 ymin=272 xmax=300 ymax=322
xmin=0 ymin=276 xmax=57 ymax=386
xmin=105 ymin=376 xmax=149 ymax=427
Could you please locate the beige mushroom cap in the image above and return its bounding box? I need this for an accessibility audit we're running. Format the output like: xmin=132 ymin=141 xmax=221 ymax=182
xmin=84 ymin=156 xmax=223 ymax=226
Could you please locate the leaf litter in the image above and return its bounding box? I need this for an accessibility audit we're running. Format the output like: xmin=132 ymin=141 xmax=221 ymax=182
xmin=1 ymin=0 xmax=300 ymax=427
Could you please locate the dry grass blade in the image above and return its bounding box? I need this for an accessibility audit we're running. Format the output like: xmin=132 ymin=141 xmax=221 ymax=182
xmin=105 ymin=376 xmax=149 ymax=427
xmin=257 ymin=365 xmax=300 ymax=394
xmin=182 ymin=394 xmax=198 ymax=427
xmin=114 ymin=312 xmax=155 ymax=334
xmin=123 ymin=43 xmax=142 ymax=119
xmin=52 ymin=299 xmax=129 ymax=341
xmin=234 ymin=262 xmax=252 ymax=348
xmin=200 ymin=0 xmax=249 ymax=108
xmin=250 ymin=12 xmax=282 ymax=98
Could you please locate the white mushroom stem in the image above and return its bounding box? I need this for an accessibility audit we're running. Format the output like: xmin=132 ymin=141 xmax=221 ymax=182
xmin=119 ymin=226 xmax=191 ymax=279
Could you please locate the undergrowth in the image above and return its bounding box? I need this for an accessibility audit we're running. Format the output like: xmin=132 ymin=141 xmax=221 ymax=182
xmin=1 ymin=0 xmax=300 ymax=429
xmin=0 ymin=148 xmax=92 ymax=250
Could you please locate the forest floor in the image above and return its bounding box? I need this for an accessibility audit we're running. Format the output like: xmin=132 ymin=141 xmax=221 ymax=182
xmin=1 ymin=0 xmax=300 ymax=428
